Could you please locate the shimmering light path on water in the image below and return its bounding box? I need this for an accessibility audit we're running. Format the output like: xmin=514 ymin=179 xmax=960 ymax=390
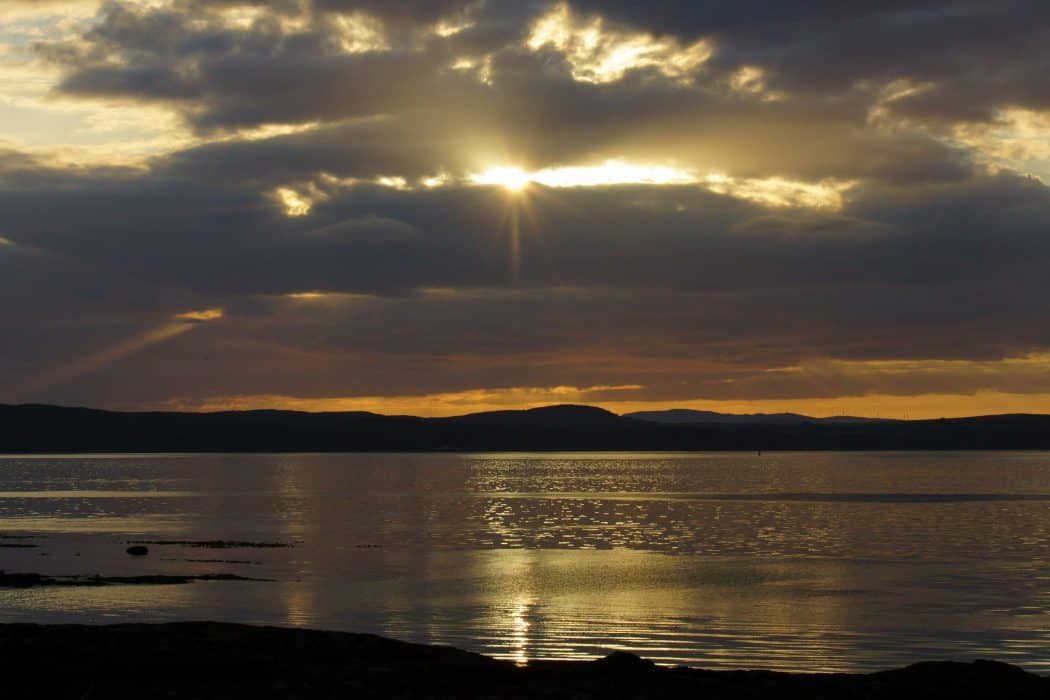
xmin=1 ymin=452 xmax=1049 ymax=672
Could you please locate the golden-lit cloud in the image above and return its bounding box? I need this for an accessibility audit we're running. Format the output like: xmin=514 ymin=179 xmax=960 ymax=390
xmin=701 ymin=174 xmax=853 ymax=210
xmin=766 ymin=353 xmax=1050 ymax=381
xmin=274 ymin=187 xmax=316 ymax=216
xmin=421 ymin=172 xmax=453 ymax=188
xmin=282 ymin=290 xmax=378 ymax=305
xmin=330 ymin=12 xmax=388 ymax=54
xmin=216 ymin=122 xmax=323 ymax=143
xmin=270 ymin=164 xmax=850 ymax=214
xmin=432 ymin=17 xmax=474 ymax=39
xmin=174 ymin=308 xmax=224 ymax=322
xmin=375 ymin=175 xmax=410 ymax=190
xmin=526 ymin=3 xmax=711 ymax=84
xmin=450 ymin=55 xmax=494 ymax=84
xmin=0 ymin=6 xmax=188 ymax=164
xmin=869 ymin=78 xmax=938 ymax=124
xmin=468 ymin=161 xmax=849 ymax=209
xmin=0 ymin=1 xmax=100 ymax=25
xmin=529 ymin=160 xmax=696 ymax=188
xmin=951 ymin=108 xmax=1050 ymax=182
xmin=727 ymin=65 xmax=771 ymax=96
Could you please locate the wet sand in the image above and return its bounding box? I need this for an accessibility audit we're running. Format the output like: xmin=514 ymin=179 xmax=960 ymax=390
xmin=0 ymin=621 xmax=1045 ymax=698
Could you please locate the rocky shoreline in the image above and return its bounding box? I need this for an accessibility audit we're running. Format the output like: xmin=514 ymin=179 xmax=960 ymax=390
xmin=0 ymin=621 xmax=1045 ymax=698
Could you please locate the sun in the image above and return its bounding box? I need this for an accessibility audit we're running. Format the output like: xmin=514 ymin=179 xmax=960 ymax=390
xmin=470 ymin=166 xmax=531 ymax=192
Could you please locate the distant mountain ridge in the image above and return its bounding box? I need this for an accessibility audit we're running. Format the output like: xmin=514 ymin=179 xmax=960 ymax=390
xmin=442 ymin=405 xmax=625 ymax=430
xmin=625 ymin=409 xmax=884 ymax=425
xmin=2 ymin=403 xmax=1049 ymax=452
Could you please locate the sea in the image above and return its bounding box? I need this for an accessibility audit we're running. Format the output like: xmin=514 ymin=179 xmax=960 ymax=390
xmin=1 ymin=451 xmax=1049 ymax=672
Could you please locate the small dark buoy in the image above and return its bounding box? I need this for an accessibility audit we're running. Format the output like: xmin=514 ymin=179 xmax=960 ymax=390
xmin=126 ymin=545 xmax=149 ymax=556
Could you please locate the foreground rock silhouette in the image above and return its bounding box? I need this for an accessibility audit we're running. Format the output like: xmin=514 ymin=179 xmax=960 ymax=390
xmin=0 ymin=622 xmax=1045 ymax=698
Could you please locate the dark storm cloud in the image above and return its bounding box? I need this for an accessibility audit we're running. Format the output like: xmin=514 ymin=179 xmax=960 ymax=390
xmin=41 ymin=3 xmax=512 ymax=133
xmin=0 ymin=148 xmax=141 ymax=191
xmin=174 ymin=0 xmax=305 ymax=12
xmin=37 ymin=0 xmax=1050 ymax=137
xmin=3 ymin=147 xmax=1048 ymax=342
xmin=36 ymin=0 xmax=981 ymax=186
xmin=43 ymin=4 xmax=445 ymax=121
xmin=149 ymin=74 xmax=975 ymax=188
xmin=10 ymin=278 xmax=1050 ymax=406
xmin=311 ymin=0 xmax=478 ymax=23
xmin=570 ymin=0 xmax=1050 ymax=123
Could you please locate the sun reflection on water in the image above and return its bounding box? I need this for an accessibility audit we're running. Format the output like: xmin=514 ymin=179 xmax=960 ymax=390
xmin=507 ymin=596 xmax=535 ymax=665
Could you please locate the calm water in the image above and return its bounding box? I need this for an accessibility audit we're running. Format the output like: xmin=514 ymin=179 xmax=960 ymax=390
xmin=1 ymin=451 xmax=1049 ymax=672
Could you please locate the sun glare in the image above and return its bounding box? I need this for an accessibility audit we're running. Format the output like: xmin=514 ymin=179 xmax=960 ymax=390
xmin=471 ymin=166 xmax=531 ymax=192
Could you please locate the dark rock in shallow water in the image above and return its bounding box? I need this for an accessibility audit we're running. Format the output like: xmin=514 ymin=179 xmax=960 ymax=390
xmin=125 ymin=545 xmax=149 ymax=556
xmin=0 ymin=571 xmax=268 ymax=588
xmin=0 ymin=572 xmax=54 ymax=588
xmin=126 ymin=539 xmax=292 ymax=549
xmin=0 ymin=622 xmax=1045 ymax=699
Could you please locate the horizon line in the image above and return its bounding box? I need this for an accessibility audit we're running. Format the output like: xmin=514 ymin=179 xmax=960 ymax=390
xmin=5 ymin=401 xmax=1050 ymax=423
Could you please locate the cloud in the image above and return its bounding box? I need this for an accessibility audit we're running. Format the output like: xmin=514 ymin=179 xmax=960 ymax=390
xmin=164 ymin=383 xmax=644 ymax=416
xmin=569 ymin=1 xmax=1050 ymax=122
xmin=32 ymin=0 xmax=978 ymax=186
xmin=174 ymin=307 xmax=224 ymax=321
xmin=1 ymin=0 xmax=1048 ymax=414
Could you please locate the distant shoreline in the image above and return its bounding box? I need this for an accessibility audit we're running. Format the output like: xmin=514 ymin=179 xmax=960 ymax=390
xmin=4 ymin=403 xmax=1050 ymax=452
xmin=0 ymin=621 xmax=1045 ymax=698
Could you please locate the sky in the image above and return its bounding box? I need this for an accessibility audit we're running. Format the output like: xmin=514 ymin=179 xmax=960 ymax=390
xmin=1 ymin=0 xmax=1049 ymax=418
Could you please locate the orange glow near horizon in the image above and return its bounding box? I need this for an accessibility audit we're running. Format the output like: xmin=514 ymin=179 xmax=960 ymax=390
xmin=597 ymin=391 xmax=1050 ymax=420
xmin=156 ymin=389 xmax=1050 ymax=419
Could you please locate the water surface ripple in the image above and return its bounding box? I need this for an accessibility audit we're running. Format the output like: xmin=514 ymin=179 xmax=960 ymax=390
xmin=1 ymin=451 xmax=1048 ymax=672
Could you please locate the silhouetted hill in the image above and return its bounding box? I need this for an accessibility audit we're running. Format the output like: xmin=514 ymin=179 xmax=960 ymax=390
xmin=443 ymin=404 xmax=627 ymax=430
xmin=2 ymin=403 xmax=1050 ymax=452
xmin=626 ymin=409 xmax=882 ymax=425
